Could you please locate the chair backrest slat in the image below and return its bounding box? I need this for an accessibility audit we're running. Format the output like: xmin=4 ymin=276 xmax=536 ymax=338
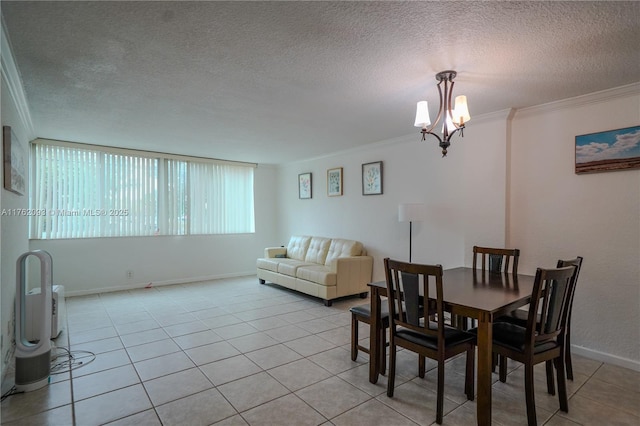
xmin=401 ymin=272 xmax=421 ymax=326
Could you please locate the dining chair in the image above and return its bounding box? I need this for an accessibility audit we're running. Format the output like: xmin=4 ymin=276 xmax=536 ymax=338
xmin=457 ymin=246 xmax=521 ymax=331
xmin=349 ymin=301 xmax=390 ymax=374
xmin=488 ymin=265 xmax=576 ymax=426
xmin=384 ymin=258 xmax=475 ymax=425
xmin=498 ymin=257 xmax=583 ymax=382
xmin=473 ymin=245 xmax=520 ymax=274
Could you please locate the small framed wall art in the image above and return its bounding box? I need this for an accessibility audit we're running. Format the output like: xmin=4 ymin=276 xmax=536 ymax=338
xmin=299 ymin=172 xmax=312 ymax=199
xmin=575 ymin=125 xmax=640 ymax=174
xmin=3 ymin=126 xmax=26 ymax=195
xmin=327 ymin=167 xmax=343 ymax=196
xmin=362 ymin=161 xmax=383 ymax=195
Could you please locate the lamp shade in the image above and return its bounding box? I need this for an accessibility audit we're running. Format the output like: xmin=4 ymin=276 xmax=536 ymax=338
xmin=452 ymin=95 xmax=470 ymax=125
xmin=398 ymin=203 xmax=425 ymax=222
xmin=414 ymin=101 xmax=431 ymax=128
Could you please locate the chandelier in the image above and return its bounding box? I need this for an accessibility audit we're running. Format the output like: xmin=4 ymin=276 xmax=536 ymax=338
xmin=414 ymin=70 xmax=470 ymax=157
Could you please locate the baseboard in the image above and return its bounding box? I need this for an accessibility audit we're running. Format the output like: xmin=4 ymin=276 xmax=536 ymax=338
xmin=64 ymin=272 xmax=257 ymax=297
xmin=571 ymin=344 xmax=640 ymax=372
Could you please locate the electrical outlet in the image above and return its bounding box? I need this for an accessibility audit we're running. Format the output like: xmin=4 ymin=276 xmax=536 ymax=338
xmin=126 ymin=270 xmax=134 ymax=279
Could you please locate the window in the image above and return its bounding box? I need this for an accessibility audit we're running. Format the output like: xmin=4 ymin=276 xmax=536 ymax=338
xmin=30 ymin=140 xmax=255 ymax=239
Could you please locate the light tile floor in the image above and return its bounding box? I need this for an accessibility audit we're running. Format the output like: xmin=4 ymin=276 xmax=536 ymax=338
xmin=2 ymin=276 xmax=639 ymax=425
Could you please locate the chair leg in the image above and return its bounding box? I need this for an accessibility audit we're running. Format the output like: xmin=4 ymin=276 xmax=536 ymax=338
xmin=565 ymin=328 xmax=574 ymax=380
xmin=492 ymin=352 xmax=498 ymax=373
xmin=499 ymin=355 xmax=507 ymax=383
xmin=465 ymin=346 xmax=475 ymax=401
xmin=555 ymin=356 xmax=569 ymax=412
xmin=387 ymin=340 xmax=396 ymax=397
xmin=524 ymin=363 xmax=537 ymax=426
xmin=379 ymin=326 xmax=386 ymax=375
xmin=546 ymin=360 xmax=555 ymax=395
xmin=350 ymin=314 xmax=358 ymax=361
xmin=418 ymin=355 xmax=425 ymax=378
xmin=436 ymin=358 xmax=445 ymax=424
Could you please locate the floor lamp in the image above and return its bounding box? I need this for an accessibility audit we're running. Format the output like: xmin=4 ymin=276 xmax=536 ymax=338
xmin=398 ymin=203 xmax=424 ymax=263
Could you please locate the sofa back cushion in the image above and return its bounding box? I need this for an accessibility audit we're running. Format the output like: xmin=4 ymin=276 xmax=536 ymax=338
xmin=304 ymin=237 xmax=331 ymax=264
xmin=325 ymin=238 xmax=364 ymax=266
xmin=287 ymin=235 xmax=311 ymax=261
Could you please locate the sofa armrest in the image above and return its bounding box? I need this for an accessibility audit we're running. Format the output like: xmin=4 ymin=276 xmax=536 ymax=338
xmin=264 ymin=247 xmax=287 ymax=258
xmin=334 ymin=256 xmax=374 ymax=297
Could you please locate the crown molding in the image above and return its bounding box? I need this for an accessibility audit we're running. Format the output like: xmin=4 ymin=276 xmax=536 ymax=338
xmin=515 ymin=82 xmax=640 ymax=119
xmin=1 ymin=15 xmax=35 ymax=138
xmin=472 ymin=108 xmax=516 ymax=124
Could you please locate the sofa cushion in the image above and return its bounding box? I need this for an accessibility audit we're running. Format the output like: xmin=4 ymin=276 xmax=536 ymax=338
xmin=277 ymin=259 xmax=314 ymax=277
xmin=304 ymin=237 xmax=331 ymax=264
xmin=296 ymin=265 xmax=337 ymax=286
xmin=256 ymin=258 xmax=280 ymax=273
xmin=287 ymin=236 xmax=311 ymax=261
xmin=324 ymin=238 xmax=363 ymax=267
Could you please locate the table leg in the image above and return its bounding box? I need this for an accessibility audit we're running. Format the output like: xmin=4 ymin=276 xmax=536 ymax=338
xmin=368 ymin=286 xmax=380 ymax=384
xmin=476 ymin=312 xmax=492 ymax=426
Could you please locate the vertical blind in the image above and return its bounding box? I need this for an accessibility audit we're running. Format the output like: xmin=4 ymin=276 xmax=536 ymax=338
xmin=30 ymin=141 xmax=255 ymax=239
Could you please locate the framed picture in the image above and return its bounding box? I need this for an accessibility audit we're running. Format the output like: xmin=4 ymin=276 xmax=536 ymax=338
xmin=3 ymin=126 xmax=26 ymax=195
xmin=327 ymin=167 xmax=343 ymax=196
xmin=298 ymin=172 xmax=312 ymax=199
xmin=362 ymin=161 xmax=383 ymax=195
xmin=575 ymin=125 xmax=640 ymax=174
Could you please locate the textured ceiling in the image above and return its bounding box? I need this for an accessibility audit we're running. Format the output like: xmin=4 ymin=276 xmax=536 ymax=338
xmin=2 ymin=1 xmax=639 ymax=164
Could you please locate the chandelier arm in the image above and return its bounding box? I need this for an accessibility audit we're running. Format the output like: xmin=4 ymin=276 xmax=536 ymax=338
xmin=446 ymin=126 xmax=462 ymax=140
xmin=422 ymin=127 xmax=464 ymax=144
xmin=424 ymin=131 xmax=444 ymax=144
xmin=424 ymin=78 xmax=445 ymax=135
xmin=447 ymin=79 xmax=464 ymax=131
xmin=447 ymin=80 xmax=459 ymax=130
xmin=444 ymin=77 xmax=452 ymax=138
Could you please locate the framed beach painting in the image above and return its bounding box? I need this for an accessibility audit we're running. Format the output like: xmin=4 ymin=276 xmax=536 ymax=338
xmin=299 ymin=172 xmax=312 ymax=199
xmin=327 ymin=167 xmax=343 ymax=196
xmin=3 ymin=126 xmax=26 ymax=195
xmin=362 ymin=161 xmax=383 ymax=195
xmin=575 ymin=125 xmax=640 ymax=174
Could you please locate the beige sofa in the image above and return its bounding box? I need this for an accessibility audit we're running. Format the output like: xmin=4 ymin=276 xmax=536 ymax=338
xmin=257 ymin=235 xmax=374 ymax=306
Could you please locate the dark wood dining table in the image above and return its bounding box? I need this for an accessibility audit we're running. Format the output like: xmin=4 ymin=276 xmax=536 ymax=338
xmin=368 ymin=267 xmax=535 ymax=426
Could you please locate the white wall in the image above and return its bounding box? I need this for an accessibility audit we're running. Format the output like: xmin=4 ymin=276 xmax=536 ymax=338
xmin=1 ymin=68 xmax=32 ymax=384
xmin=461 ymin=109 xmax=514 ymax=264
xmin=509 ymin=84 xmax=640 ymax=369
xmin=29 ymin=165 xmax=279 ymax=296
xmin=277 ymin=113 xmax=509 ymax=283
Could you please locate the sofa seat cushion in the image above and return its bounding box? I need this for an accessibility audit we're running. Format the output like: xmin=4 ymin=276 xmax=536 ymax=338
xmin=296 ymin=265 xmax=337 ymax=286
xmin=256 ymin=258 xmax=280 ymax=273
xmin=277 ymin=259 xmax=314 ymax=277
xmin=287 ymin=235 xmax=311 ymax=261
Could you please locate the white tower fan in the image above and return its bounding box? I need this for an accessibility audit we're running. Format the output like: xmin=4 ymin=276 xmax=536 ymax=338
xmin=15 ymin=250 xmax=53 ymax=392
